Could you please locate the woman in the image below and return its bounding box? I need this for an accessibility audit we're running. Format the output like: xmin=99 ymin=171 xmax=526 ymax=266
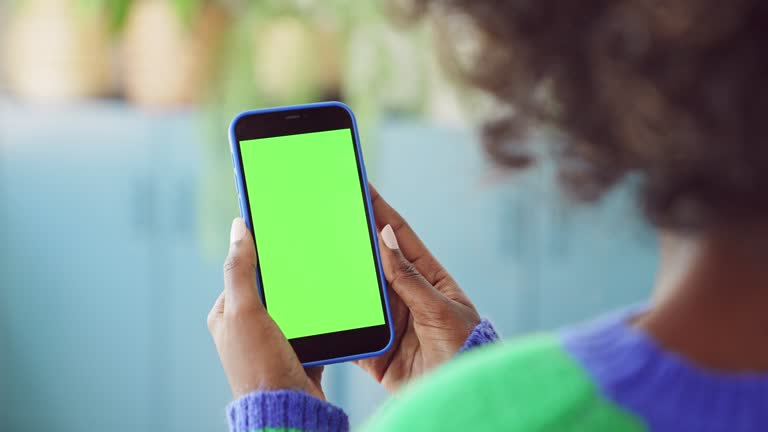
xmin=208 ymin=1 xmax=768 ymax=431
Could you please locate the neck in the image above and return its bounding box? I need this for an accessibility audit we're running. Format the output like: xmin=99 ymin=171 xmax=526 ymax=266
xmin=636 ymin=226 xmax=768 ymax=372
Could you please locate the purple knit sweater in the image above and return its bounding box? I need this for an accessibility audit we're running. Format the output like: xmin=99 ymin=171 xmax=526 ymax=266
xmin=227 ymin=319 xmax=500 ymax=432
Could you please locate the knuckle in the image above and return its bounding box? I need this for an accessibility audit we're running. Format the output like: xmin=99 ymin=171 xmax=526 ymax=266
xmin=430 ymin=267 xmax=452 ymax=286
xmin=227 ymin=297 xmax=262 ymax=318
xmin=420 ymin=296 xmax=453 ymax=320
xmin=223 ymin=254 xmax=255 ymax=283
xmin=223 ymin=253 xmax=246 ymax=274
xmin=392 ymin=259 xmax=423 ymax=285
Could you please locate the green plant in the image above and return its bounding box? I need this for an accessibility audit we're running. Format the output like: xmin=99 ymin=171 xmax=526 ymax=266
xmin=91 ymin=0 xmax=211 ymax=30
xmin=11 ymin=0 xmax=210 ymax=32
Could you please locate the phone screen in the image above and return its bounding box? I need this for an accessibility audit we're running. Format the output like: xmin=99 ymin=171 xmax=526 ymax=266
xmin=239 ymin=128 xmax=385 ymax=340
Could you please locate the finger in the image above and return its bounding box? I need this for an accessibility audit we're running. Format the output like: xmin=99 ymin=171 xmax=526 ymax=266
xmin=223 ymin=218 xmax=261 ymax=310
xmin=305 ymin=366 xmax=324 ymax=386
xmin=379 ymin=224 xmax=445 ymax=314
xmin=369 ymin=184 xmax=455 ymax=288
xmin=207 ymin=291 xmax=225 ymax=331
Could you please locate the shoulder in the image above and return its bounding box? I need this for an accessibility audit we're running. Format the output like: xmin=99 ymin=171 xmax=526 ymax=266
xmin=364 ymin=334 xmax=645 ymax=432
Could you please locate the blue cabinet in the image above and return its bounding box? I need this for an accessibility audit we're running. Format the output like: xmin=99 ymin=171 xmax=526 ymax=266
xmin=0 ymin=103 xmax=159 ymax=429
xmin=0 ymin=103 xmax=231 ymax=431
xmin=152 ymin=114 xmax=233 ymax=431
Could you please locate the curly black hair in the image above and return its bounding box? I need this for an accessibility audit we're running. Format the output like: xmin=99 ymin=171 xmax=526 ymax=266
xmin=409 ymin=0 xmax=768 ymax=230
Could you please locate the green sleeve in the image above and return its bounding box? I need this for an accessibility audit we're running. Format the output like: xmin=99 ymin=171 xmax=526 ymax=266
xmin=362 ymin=335 xmax=646 ymax=432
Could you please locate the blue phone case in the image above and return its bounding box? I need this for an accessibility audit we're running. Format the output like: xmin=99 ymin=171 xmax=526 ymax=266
xmin=228 ymin=101 xmax=395 ymax=367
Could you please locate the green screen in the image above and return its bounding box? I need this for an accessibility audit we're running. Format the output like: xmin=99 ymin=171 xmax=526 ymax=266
xmin=239 ymin=128 xmax=385 ymax=340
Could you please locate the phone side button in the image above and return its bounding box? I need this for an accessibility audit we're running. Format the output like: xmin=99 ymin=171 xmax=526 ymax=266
xmin=238 ymin=196 xmax=245 ymax=218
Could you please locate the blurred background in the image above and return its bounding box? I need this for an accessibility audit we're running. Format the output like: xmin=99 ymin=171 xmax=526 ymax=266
xmin=0 ymin=0 xmax=657 ymax=430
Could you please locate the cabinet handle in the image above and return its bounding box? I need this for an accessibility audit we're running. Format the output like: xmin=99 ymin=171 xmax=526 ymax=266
xmin=132 ymin=177 xmax=156 ymax=238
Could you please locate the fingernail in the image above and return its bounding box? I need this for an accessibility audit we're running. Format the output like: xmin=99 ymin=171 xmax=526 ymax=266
xmin=230 ymin=218 xmax=246 ymax=243
xmin=381 ymin=224 xmax=399 ymax=250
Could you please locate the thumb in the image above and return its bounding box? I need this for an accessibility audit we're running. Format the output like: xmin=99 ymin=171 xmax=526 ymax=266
xmin=223 ymin=218 xmax=261 ymax=311
xmin=379 ymin=224 xmax=445 ymax=316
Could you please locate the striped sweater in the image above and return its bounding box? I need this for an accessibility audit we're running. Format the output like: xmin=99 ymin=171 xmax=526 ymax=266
xmin=227 ymin=309 xmax=768 ymax=431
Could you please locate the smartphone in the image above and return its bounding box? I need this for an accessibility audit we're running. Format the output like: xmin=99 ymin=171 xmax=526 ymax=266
xmin=228 ymin=102 xmax=394 ymax=367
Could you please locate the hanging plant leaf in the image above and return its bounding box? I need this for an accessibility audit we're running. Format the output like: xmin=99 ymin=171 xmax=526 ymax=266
xmin=104 ymin=0 xmax=134 ymax=33
xmin=171 ymin=0 xmax=205 ymax=28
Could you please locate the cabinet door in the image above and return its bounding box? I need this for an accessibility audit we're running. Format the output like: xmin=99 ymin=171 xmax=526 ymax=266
xmin=0 ymin=104 xmax=158 ymax=431
xmin=154 ymin=114 xmax=232 ymax=431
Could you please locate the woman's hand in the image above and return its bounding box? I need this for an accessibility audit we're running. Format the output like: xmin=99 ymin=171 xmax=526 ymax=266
xmin=207 ymin=218 xmax=325 ymax=401
xmin=356 ymin=186 xmax=481 ymax=393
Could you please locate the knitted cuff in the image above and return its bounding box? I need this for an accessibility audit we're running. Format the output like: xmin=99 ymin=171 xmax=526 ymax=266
xmin=459 ymin=319 xmax=500 ymax=354
xmin=227 ymin=390 xmax=349 ymax=432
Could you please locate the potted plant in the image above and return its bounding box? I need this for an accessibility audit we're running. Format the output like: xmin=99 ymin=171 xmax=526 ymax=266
xmin=120 ymin=0 xmax=230 ymax=108
xmin=2 ymin=0 xmax=113 ymax=104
